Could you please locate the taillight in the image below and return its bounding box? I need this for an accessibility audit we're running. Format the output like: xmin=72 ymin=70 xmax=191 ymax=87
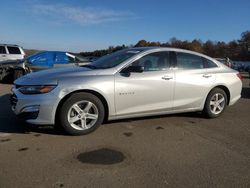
xmin=237 ymin=73 xmax=242 ymax=81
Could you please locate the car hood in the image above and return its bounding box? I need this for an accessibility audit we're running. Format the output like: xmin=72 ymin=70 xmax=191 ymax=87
xmin=14 ymin=67 xmax=101 ymax=85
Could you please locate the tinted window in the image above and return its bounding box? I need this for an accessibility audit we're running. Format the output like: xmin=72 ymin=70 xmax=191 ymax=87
xmin=0 ymin=46 xmax=6 ymax=54
xmin=203 ymin=58 xmax=218 ymax=68
xmin=177 ymin=52 xmax=204 ymax=69
xmin=7 ymin=46 xmax=21 ymax=54
xmin=36 ymin=56 xmax=47 ymax=63
xmin=31 ymin=55 xmax=48 ymax=64
xmin=132 ymin=51 xmax=170 ymax=71
xmin=55 ymin=53 xmax=68 ymax=64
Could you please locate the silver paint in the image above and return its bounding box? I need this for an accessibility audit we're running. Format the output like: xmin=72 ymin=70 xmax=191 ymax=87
xmin=12 ymin=47 xmax=242 ymax=125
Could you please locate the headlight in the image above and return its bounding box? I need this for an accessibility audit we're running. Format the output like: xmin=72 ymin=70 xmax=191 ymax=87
xmin=19 ymin=85 xmax=57 ymax=94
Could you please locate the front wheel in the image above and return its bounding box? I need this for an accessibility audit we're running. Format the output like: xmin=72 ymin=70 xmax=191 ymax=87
xmin=203 ymin=88 xmax=228 ymax=118
xmin=57 ymin=93 xmax=105 ymax=135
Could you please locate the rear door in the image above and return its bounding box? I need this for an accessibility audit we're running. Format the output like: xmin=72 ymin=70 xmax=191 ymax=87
xmin=0 ymin=45 xmax=7 ymax=61
xmin=173 ymin=52 xmax=216 ymax=110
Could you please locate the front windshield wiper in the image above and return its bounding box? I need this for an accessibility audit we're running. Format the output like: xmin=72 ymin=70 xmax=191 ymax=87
xmin=81 ymin=64 xmax=98 ymax=69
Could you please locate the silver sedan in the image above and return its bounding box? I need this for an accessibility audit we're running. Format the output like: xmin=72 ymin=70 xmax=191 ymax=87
xmin=11 ymin=47 xmax=242 ymax=135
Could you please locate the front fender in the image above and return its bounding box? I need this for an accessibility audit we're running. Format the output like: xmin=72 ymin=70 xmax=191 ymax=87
xmin=54 ymin=75 xmax=116 ymax=119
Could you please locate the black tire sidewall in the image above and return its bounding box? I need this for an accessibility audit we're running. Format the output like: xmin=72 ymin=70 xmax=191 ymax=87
xmin=58 ymin=93 xmax=105 ymax=135
xmin=204 ymin=88 xmax=228 ymax=118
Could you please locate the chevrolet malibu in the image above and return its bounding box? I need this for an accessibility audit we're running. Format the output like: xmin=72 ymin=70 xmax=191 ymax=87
xmin=11 ymin=47 xmax=242 ymax=135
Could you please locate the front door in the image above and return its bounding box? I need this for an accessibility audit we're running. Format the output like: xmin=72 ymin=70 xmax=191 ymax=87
xmin=114 ymin=51 xmax=175 ymax=116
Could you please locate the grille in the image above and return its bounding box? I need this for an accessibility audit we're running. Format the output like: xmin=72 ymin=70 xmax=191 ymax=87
xmin=10 ymin=94 xmax=18 ymax=109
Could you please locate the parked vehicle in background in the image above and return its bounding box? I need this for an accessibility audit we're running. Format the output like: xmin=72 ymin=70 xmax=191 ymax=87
xmin=214 ymin=58 xmax=250 ymax=72
xmin=0 ymin=51 xmax=90 ymax=81
xmin=243 ymin=62 xmax=250 ymax=72
xmin=230 ymin=61 xmax=250 ymax=72
xmin=245 ymin=65 xmax=249 ymax=72
xmin=24 ymin=51 xmax=89 ymax=72
xmin=0 ymin=44 xmax=25 ymax=62
xmin=232 ymin=62 xmax=244 ymax=72
xmin=11 ymin=47 xmax=242 ymax=135
xmin=0 ymin=60 xmax=24 ymax=81
xmin=215 ymin=57 xmax=233 ymax=68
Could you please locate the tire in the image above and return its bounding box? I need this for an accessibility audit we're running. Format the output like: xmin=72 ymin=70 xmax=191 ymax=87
xmin=13 ymin=69 xmax=24 ymax=81
xmin=203 ymin=88 xmax=228 ymax=118
xmin=57 ymin=92 xmax=105 ymax=135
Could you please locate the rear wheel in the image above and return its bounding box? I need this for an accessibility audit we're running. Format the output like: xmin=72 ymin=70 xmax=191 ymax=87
xmin=203 ymin=88 xmax=228 ymax=118
xmin=57 ymin=92 xmax=105 ymax=135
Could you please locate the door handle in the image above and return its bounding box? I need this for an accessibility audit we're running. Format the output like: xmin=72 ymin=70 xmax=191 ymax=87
xmin=1 ymin=55 xmax=6 ymax=57
xmin=202 ymin=74 xmax=212 ymax=78
xmin=162 ymin=75 xmax=173 ymax=80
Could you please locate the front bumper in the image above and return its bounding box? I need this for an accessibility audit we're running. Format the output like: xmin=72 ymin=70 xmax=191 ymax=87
xmin=10 ymin=88 xmax=60 ymax=125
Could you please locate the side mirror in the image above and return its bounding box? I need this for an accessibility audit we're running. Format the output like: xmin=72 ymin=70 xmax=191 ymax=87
xmin=121 ymin=65 xmax=144 ymax=74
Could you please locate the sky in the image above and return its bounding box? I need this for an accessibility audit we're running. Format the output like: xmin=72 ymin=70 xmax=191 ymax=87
xmin=0 ymin=0 xmax=250 ymax=52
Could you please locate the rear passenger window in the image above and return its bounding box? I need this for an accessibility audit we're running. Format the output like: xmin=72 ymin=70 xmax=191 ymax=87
xmin=176 ymin=52 xmax=204 ymax=69
xmin=55 ymin=53 xmax=69 ymax=64
xmin=203 ymin=58 xmax=218 ymax=68
xmin=0 ymin=46 xmax=6 ymax=54
xmin=7 ymin=47 xmax=21 ymax=54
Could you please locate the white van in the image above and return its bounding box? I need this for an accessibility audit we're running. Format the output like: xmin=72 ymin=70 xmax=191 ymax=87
xmin=0 ymin=44 xmax=26 ymax=62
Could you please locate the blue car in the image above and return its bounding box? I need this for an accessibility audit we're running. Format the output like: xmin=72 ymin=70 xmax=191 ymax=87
xmin=25 ymin=51 xmax=89 ymax=72
xmin=0 ymin=51 xmax=90 ymax=81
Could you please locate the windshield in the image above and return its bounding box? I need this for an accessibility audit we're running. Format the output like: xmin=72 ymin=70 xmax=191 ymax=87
xmin=26 ymin=51 xmax=44 ymax=60
xmin=85 ymin=49 xmax=143 ymax=69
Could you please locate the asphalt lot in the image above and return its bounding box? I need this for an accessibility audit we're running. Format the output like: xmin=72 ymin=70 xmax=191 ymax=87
xmin=0 ymin=75 xmax=250 ymax=188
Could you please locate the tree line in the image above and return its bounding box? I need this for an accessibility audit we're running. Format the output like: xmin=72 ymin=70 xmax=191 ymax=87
xmin=80 ymin=31 xmax=250 ymax=61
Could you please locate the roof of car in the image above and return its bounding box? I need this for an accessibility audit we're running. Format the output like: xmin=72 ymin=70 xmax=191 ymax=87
xmin=29 ymin=51 xmax=70 ymax=55
xmin=129 ymin=47 xmax=217 ymax=61
xmin=130 ymin=46 xmax=196 ymax=54
xmin=42 ymin=51 xmax=68 ymax=53
xmin=130 ymin=46 xmax=197 ymax=52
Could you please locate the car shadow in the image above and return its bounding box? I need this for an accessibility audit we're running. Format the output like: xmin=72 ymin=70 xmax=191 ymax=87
xmin=0 ymin=93 xmax=204 ymax=136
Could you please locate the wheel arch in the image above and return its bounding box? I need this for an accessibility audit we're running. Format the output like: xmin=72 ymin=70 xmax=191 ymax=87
xmin=55 ymin=89 xmax=110 ymax=124
xmin=206 ymin=85 xmax=231 ymax=105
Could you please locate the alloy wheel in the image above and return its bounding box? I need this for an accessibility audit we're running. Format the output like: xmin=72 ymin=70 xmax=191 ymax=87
xmin=67 ymin=100 xmax=99 ymax=130
xmin=209 ymin=93 xmax=225 ymax=115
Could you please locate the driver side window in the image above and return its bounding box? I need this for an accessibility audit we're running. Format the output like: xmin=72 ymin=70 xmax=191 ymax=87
xmin=131 ymin=51 xmax=170 ymax=71
xmin=34 ymin=55 xmax=48 ymax=64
